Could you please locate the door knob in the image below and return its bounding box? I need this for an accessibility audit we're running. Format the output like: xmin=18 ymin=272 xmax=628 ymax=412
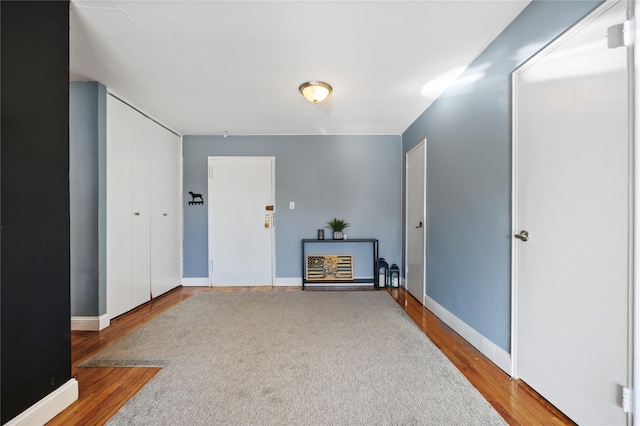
xmin=514 ymin=230 xmax=529 ymax=241
xmin=415 ymin=221 xmax=423 ymax=228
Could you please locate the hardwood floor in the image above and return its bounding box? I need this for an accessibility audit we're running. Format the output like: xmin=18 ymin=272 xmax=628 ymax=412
xmin=387 ymin=287 xmax=574 ymax=425
xmin=48 ymin=286 xmax=572 ymax=425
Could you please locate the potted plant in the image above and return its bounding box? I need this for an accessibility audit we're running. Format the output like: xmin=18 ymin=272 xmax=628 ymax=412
xmin=327 ymin=218 xmax=350 ymax=240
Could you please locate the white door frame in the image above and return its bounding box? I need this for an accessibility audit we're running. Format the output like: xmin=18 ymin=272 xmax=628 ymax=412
xmin=511 ymin=0 xmax=635 ymax=420
xmin=632 ymin=0 xmax=639 ymax=417
xmin=405 ymin=139 xmax=427 ymax=304
xmin=207 ymin=156 xmax=276 ymax=286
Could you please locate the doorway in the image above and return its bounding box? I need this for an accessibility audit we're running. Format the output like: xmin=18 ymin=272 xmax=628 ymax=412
xmin=405 ymin=139 xmax=427 ymax=303
xmin=512 ymin=1 xmax=631 ymax=423
xmin=207 ymin=156 xmax=275 ymax=286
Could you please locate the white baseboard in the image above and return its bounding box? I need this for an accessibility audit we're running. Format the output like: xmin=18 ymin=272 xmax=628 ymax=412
xmin=182 ymin=277 xmax=376 ymax=288
xmin=71 ymin=314 xmax=110 ymax=331
xmin=276 ymin=277 xmax=377 ymax=287
xmin=5 ymin=379 xmax=78 ymax=426
xmin=274 ymin=277 xmax=301 ymax=287
xmin=304 ymin=282 xmax=374 ymax=287
xmin=182 ymin=277 xmax=209 ymax=286
xmin=423 ymin=294 xmax=512 ymax=375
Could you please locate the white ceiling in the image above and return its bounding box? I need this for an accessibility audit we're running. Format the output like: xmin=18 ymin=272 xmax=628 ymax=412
xmin=70 ymin=0 xmax=530 ymax=136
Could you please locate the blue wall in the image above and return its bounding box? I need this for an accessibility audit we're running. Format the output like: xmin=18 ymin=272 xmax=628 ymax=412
xmin=183 ymin=135 xmax=402 ymax=279
xmin=70 ymin=81 xmax=107 ymax=316
xmin=402 ymin=0 xmax=602 ymax=352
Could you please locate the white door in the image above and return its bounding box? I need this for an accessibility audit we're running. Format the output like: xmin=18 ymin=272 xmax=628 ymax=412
xmin=405 ymin=140 xmax=426 ymax=303
xmin=208 ymin=157 xmax=275 ymax=286
xmin=130 ymin=110 xmax=151 ymax=307
xmin=150 ymin=123 xmax=181 ymax=298
xmin=106 ymin=95 xmax=133 ymax=318
xmin=513 ymin=1 xmax=630 ymax=424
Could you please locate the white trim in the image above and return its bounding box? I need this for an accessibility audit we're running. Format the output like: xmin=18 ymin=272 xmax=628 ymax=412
xmin=70 ymin=314 xmax=110 ymax=331
xmin=424 ymin=294 xmax=512 ymax=375
xmin=303 ymin=282 xmax=374 ymax=288
xmin=182 ymin=277 xmax=209 ymax=287
xmin=274 ymin=277 xmax=302 ymax=287
xmin=179 ymin=135 xmax=185 ymax=297
xmin=184 ymin=276 xmax=382 ymax=288
xmin=200 ymin=132 xmax=403 ymax=137
xmin=632 ymin=0 xmax=639 ymax=419
xmin=510 ymin=64 xmax=520 ymax=378
xmin=5 ymin=379 xmax=78 ymax=426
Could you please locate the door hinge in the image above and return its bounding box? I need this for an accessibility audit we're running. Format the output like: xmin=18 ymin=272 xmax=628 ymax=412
xmin=208 ymin=165 xmax=213 ymax=178
xmin=622 ymin=386 xmax=632 ymax=413
xmin=209 ymin=259 xmax=213 ymax=272
xmin=607 ymin=21 xmax=630 ymax=49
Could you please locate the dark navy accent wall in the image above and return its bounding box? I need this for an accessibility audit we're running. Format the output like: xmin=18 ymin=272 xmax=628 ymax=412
xmin=1 ymin=1 xmax=71 ymax=422
xmin=183 ymin=135 xmax=402 ymax=280
xmin=402 ymin=0 xmax=603 ymax=352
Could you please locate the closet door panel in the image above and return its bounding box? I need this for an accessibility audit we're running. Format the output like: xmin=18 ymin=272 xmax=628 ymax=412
xmin=150 ymin=124 xmax=180 ymax=297
xmin=130 ymin=110 xmax=151 ymax=307
xmin=165 ymin=131 xmax=181 ymax=292
xmin=106 ymin=96 xmax=133 ymax=319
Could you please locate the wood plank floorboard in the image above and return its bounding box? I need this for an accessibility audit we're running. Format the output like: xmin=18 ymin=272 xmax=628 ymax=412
xmin=48 ymin=285 xmax=573 ymax=425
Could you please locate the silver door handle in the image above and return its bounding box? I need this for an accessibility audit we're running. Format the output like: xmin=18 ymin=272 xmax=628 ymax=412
xmin=514 ymin=230 xmax=529 ymax=241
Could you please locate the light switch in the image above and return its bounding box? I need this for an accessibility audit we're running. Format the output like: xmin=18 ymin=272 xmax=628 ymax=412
xmin=289 ymin=201 xmax=295 ymax=210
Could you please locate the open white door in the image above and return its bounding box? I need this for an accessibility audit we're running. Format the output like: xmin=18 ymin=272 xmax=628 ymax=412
xmin=405 ymin=140 xmax=426 ymax=303
xmin=512 ymin=1 xmax=631 ymax=424
xmin=208 ymin=157 xmax=275 ymax=286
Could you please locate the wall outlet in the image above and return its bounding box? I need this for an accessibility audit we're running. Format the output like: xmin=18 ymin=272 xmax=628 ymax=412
xmin=289 ymin=201 xmax=295 ymax=209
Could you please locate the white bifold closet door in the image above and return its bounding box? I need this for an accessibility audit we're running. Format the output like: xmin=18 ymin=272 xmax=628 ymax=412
xmin=149 ymin=122 xmax=181 ymax=298
xmin=106 ymin=95 xmax=134 ymax=319
xmin=130 ymin=109 xmax=152 ymax=307
xmin=106 ymin=95 xmax=181 ymax=320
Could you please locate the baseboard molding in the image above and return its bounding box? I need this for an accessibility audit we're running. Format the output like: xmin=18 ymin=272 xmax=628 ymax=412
xmin=182 ymin=277 xmax=209 ymax=287
xmin=183 ymin=277 xmax=298 ymax=287
xmin=5 ymin=379 xmax=78 ymax=426
xmin=71 ymin=314 xmax=110 ymax=331
xmin=278 ymin=277 xmax=380 ymax=288
xmin=181 ymin=277 xmax=376 ymax=288
xmin=274 ymin=277 xmax=301 ymax=287
xmin=304 ymin=282 xmax=374 ymax=288
xmin=423 ymin=295 xmax=512 ymax=375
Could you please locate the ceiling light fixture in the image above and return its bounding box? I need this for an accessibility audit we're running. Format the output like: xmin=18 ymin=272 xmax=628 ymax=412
xmin=299 ymin=81 xmax=332 ymax=103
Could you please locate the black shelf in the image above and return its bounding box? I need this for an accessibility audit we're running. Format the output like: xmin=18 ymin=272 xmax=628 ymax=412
xmin=301 ymin=238 xmax=379 ymax=290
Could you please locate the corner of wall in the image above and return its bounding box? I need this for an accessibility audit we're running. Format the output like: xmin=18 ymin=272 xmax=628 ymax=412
xmin=98 ymin=83 xmax=108 ymax=316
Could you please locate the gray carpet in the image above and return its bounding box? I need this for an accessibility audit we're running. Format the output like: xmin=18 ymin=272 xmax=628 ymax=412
xmin=80 ymin=291 xmax=507 ymax=425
